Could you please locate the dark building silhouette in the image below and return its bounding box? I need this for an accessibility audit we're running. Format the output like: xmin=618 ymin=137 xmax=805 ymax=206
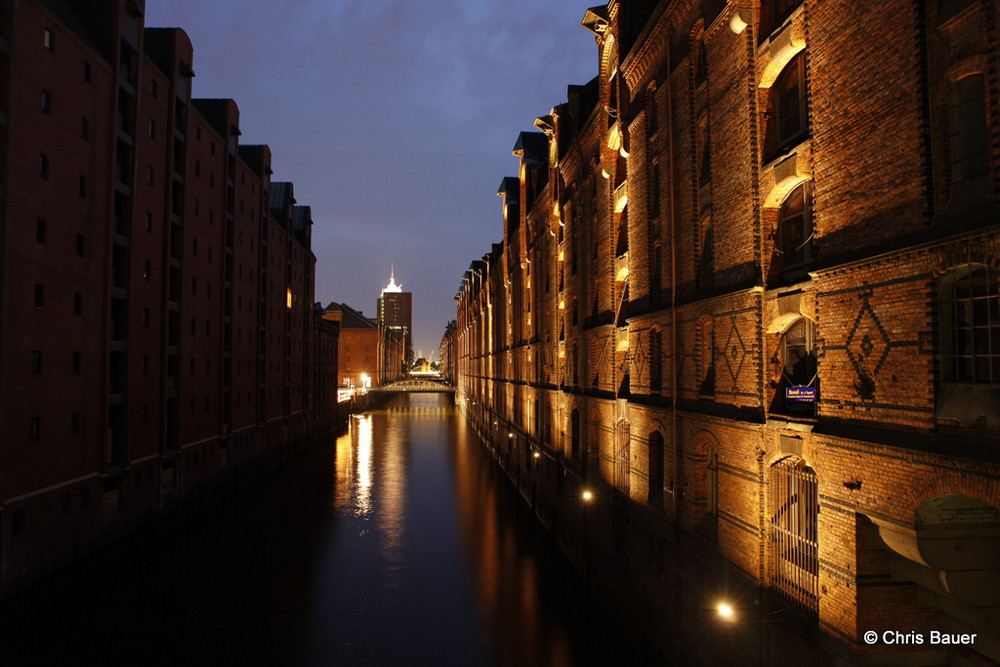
xmin=0 ymin=0 xmax=338 ymax=595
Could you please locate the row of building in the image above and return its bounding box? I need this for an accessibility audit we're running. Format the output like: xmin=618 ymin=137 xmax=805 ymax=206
xmin=450 ymin=0 xmax=1000 ymax=663
xmin=0 ymin=0 xmax=390 ymax=595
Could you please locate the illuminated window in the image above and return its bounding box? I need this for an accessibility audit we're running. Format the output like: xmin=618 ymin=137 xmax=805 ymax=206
xmin=286 ymin=288 xmax=293 ymax=309
xmin=773 ymin=53 xmax=808 ymax=151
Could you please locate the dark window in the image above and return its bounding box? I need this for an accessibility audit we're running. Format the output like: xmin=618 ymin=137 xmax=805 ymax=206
xmin=75 ymin=292 xmax=82 ymax=315
xmin=145 ymin=212 xmax=152 ymax=232
xmin=778 ymin=183 xmax=813 ymax=267
xmin=32 ymin=350 xmax=42 ymax=374
xmin=774 ymin=53 xmax=808 ymax=150
xmin=76 ymin=234 xmax=85 ymax=257
xmin=71 ymin=412 xmax=80 ymax=435
xmin=41 ymin=90 xmax=52 ymax=114
xmin=949 ymin=74 xmax=988 ymax=183
xmin=83 ymin=61 xmax=91 ymax=82
xmin=29 ymin=417 xmax=41 ymax=442
xmin=36 ymin=219 xmax=46 ymax=243
xmin=938 ymin=264 xmax=999 ymax=384
xmin=773 ymin=0 xmax=801 ymax=25
xmin=78 ymin=175 xmax=87 ymax=197
xmin=72 ymin=352 xmax=81 ymax=375
xmin=81 ymin=117 xmax=89 ymax=139
xmin=38 ymin=153 xmax=49 ymax=179
xmin=698 ymin=116 xmax=711 ymax=187
xmin=34 ymin=284 xmax=44 ymax=309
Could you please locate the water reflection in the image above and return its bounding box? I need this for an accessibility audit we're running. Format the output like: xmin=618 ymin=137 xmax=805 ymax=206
xmin=0 ymin=393 xmax=638 ymax=667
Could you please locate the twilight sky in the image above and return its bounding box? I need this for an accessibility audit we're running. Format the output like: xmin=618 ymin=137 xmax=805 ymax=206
xmin=143 ymin=0 xmax=599 ymax=360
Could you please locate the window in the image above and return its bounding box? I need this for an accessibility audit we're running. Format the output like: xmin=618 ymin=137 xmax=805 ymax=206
xmin=150 ymin=80 xmax=157 ymax=97
xmin=32 ymin=350 xmax=42 ymax=374
xmin=697 ymin=115 xmax=711 ymax=187
xmin=778 ymin=183 xmax=813 ymax=267
xmin=147 ymin=165 xmax=154 ymax=185
xmin=938 ymin=265 xmax=999 ymax=384
xmin=42 ymin=90 xmax=52 ymax=114
xmin=781 ymin=317 xmax=817 ymax=394
xmin=770 ymin=457 xmax=818 ymax=613
xmin=78 ymin=175 xmax=87 ymax=197
xmin=81 ymin=117 xmax=89 ymax=139
xmin=72 ymin=352 xmax=81 ymax=375
xmin=36 ymin=219 xmax=46 ymax=243
xmin=74 ymin=293 xmax=82 ymax=315
xmin=83 ymin=61 xmax=91 ymax=82
xmin=34 ymin=284 xmax=45 ymax=309
xmin=71 ymin=412 xmax=80 ymax=435
xmin=772 ymin=0 xmax=801 ymax=25
xmin=141 ymin=356 xmax=149 ymax=377
xmin=76 ymin=234 xmax=85 ymax=257
xmin=149 ymin=119 xmax=156 ymax=138
xmin=949 ymin=74 xmax=988 ymax=183
xmin=774 ymin=53 xmax=808 ymax=150
xmin=43 ymin=28 xmax=53 ymax=51
xmin=38 ymin=153 xmax=49 ymax=179
xmin=142 ymin=307 xmax=150 ymax=328
xmin=143 ymin=260 xmax=151 ymax=280
xmin=145 ymin=212 xmax=152 ymax=232
xmin=29 ymin=417 xmax=41 ymax=442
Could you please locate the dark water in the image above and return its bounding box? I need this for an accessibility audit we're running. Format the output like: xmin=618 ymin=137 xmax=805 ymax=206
xmin=0 ymin=393 xmax=640 ymax=666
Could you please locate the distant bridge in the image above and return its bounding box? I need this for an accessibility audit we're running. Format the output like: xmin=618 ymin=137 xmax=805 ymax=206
xmin=370 ymin=379 xmax=455 ymax=393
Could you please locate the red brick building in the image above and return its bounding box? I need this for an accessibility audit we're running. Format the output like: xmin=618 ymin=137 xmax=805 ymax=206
xmin=0 ymin=0 xmax=337 ymax=595
xmin=456 ymin=0 xmax=1000 ymax=663
xmin=327 ymin=301 xmax=404 ymax=389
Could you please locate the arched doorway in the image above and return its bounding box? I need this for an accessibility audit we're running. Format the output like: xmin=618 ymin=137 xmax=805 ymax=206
xmin=770 ymin=457 xmax=818 ymax=613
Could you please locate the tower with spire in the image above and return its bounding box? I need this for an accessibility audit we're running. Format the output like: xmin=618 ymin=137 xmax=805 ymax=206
xmin=377 ymin=265 xmax=413 ymax=367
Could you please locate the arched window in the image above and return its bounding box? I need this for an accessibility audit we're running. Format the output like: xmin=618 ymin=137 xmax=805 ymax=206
xmin=938 ymin=264 xmax=999 ymax=384
xmin=774 ymin=52 xmax=808 ymax=151
xmin=781 ymin=317 xmax=817 ymax=387
xmin=778 ymin=182 xmax=813 ymax=267
xmin=949 ymin=74 xmax=988 ymax=183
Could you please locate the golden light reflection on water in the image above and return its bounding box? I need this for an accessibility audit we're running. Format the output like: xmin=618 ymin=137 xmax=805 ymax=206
xmin=356 ymin=415 xmax=373 ymax=515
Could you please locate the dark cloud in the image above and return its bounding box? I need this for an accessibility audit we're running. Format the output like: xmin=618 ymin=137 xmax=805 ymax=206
xmin=145 ymin=0 xmax=596 ymax=357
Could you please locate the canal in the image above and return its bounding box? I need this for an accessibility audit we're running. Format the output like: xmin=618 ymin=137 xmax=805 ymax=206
xmin=0 ymin=393 xmax=642 ymax=666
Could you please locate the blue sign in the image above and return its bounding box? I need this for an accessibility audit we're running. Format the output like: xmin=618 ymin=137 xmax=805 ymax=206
xmin=786 ymin=387 xmax=816 ymax=403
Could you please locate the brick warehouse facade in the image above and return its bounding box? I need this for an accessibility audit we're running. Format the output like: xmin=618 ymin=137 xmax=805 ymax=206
xmin=455 ymin=0 xmax=1000 ymax=663
xmin=0 ymin=0 xmax=341 ymax=594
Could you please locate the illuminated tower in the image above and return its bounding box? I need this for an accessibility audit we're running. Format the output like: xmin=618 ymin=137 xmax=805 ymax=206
xmin=377 ymin=265 xmax=413 ymax=366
